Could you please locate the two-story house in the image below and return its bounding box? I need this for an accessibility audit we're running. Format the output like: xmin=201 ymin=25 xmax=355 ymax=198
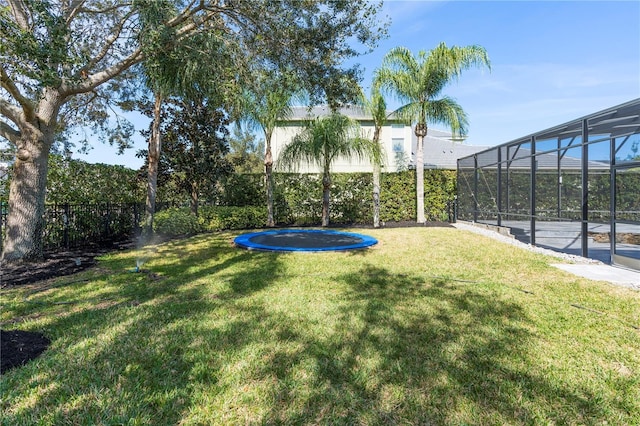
xmin=271 ymin=105 xmax=488 ymax=173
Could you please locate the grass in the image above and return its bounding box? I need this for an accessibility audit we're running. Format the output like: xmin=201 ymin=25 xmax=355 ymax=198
xmin=1 ymin=226 xmax=639 ymax=425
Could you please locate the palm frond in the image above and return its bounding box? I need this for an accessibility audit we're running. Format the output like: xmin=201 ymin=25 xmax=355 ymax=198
xmin=426 ymin=96 xmax=469 ymax=137
xmin=276 ymin=113 xmax=383 ymax=171
xmin=376 ymin=42 xmax=490 ymax=133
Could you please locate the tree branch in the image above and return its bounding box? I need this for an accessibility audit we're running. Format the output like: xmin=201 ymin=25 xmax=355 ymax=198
xmin=63 ymin=0 xmax=87 ymax=26
xmin=60 ymin=47 xmax=144 ymax=97
xmin=165 ymin=0 xmax=202 ymax=29
xmin=77 ymin=9 xmax=137 ymax=77
xmin=59 ymin=90 xmax=99 ymax=124
xmin=78 ymin=2 xmax=133 ymax=15
xmin=0 ymin=94 xmax=28 ymax=128
xmin=0 ymin=66 xmax=35 ymax=121
xmin=7 ymin=0 xmax=30 ymax=30
xmin=0 ymin=119 xmax=21 ymax=144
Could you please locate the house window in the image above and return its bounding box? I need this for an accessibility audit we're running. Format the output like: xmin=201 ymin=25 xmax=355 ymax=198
xmin=392 ymin=138 xmax=404 ymax=153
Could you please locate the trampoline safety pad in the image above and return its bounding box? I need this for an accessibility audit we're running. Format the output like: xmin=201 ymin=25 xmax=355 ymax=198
xmin=233 ymin=229 xmax=378 ymax=252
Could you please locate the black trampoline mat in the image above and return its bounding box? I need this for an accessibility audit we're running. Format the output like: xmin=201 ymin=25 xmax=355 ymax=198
xmin=249 ymin=232 xmax=364 ymax=248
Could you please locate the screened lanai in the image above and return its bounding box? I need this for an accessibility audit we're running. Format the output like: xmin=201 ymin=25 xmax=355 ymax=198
xmin=457 ymin=98 xmax=640 ymax=271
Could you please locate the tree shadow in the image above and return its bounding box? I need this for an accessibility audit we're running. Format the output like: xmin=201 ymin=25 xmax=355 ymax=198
xmin=1 ymin=239 xmax=632 ymax=424
xmin=250 ymin=264 xmax=621 ymax=424
xmin=0 ymin=233 xmax=286 ymax=424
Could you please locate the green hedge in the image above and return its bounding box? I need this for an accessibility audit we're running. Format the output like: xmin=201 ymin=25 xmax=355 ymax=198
xmin=218 ymin=170 xmax=456 ymax=225
xmin=202 ymin=206 xmax=268 ymax=231
xmin=155 ymin=170 xmax=457 ymax=236
xmin=153 ymin=206 xmax=268 ymax=236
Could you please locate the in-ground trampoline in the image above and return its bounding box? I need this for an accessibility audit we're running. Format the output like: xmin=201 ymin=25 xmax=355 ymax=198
xmin=234 ymin=229 xmax=378 ymax=252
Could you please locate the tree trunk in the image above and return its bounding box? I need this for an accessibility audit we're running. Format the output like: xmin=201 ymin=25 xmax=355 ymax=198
xmin=372 ymin=126 xmax=381 ymax=228
xmin=144 ymin=93 xmax=163 ymax=235
xmin=2 ymin=89 xmax=60 ymax=263
xmin=322 ymin=169 xmax=331 ymax=227
xmin=2 ymin=138 xmax=50 ymax=262
xmin=264 ymin=134 xmax=275 ymax=227
xmin=372 ymin=162 xmax=381 ymax=228
xmin=415 ymin=123 xmax=427 ymax=223
xmin=190 ymin=181 xmax=198 ymax=216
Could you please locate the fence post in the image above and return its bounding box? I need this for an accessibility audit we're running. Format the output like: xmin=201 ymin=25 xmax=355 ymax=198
xmin=63 ymin=203 xmax=70 ymax=249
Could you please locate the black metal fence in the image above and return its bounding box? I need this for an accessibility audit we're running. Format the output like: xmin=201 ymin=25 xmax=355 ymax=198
xmin=0 ymin=202 xmax=152 ymax=251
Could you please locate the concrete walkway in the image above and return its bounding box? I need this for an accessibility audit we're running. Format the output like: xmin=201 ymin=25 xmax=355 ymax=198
xmin=551 ymin=264 xmax=640 ymax=290
xmin=454 ymin=222 xmax=639 ymax=290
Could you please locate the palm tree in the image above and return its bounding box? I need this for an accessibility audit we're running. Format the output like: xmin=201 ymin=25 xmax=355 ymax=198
xmin=238 ymin=71 xmax=299 ymax=227
xmin=278 ymin=113 xmax=383 ymax=227
xmin=359 ymin=86 xmax=388 ymax=228
xmin=375 ymin=43 xmax=490 ymax=223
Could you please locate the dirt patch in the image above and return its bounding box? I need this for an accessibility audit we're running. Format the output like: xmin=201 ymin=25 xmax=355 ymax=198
xmin=0 ymin=240 xmax=140 ymax=289
xmin=1 ymin=251 xmax=99 ymax=288
xmin=1 ymin=244 xmax=134 ymax=374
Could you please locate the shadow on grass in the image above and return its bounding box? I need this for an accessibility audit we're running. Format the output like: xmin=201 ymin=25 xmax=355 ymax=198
xmin=0 ymin=233 xmax=286 ymax=424
xmin=1 ymin=234 xmax=632 ymax=424
xmin=249 ymin=265 xmax=622 ymax=424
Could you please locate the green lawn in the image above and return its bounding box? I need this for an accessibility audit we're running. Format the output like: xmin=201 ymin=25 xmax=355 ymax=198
xmin=1 ymin=227 xmax=639 ymax=425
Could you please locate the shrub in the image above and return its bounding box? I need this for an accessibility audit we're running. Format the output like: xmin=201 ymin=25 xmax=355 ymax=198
xmin=149 ymin=170 xmax=458 ymax=237
xmin=220 ymin=170 xmax=457 ymax=226
xmin=201 ymin=206 xmax=267 ymax=231
xmin=153 ymin=208 xmax=204 ymax=236
xmin=219 ymin=174 xmax=264 ymax=207
xmin=153 ymin=206 xmax=268 ymax=237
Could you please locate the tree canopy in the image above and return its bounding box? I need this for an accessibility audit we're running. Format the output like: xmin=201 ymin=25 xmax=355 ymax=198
xmin=138 ymin=95 xmax=232 ymax=215
xmin=0 ymin=0 xmax=388 ymax=261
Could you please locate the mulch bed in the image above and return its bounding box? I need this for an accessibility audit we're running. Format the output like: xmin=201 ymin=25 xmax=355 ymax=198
xmin=1 ymin=244 xmax=133 ymax=375
xmin=1 ymin=330 xmax=51 ymax=374
xmin=0 ymin=221 xmax=451 ymax=374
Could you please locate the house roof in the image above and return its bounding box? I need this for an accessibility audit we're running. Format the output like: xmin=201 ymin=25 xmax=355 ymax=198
xmin=287 ymin=105 xmax=402 ymax=122
xmin=282 ymin=105 xmax=485 ymax=170
xmin=417 ymin=136 xmax=488 ymax=169
xmin=465 ymin=147 xmax=610 ymax=170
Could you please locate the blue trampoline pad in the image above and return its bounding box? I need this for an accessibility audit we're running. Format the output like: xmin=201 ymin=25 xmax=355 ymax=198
xmin=234 ymin=229 xmax=378 ymax=252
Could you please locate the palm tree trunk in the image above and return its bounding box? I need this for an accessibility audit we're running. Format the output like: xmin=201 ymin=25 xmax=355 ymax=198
xmin=415 ymin=123 xmax=427 ymax=223
xmin=372 ymin=126 xmax=382 ymax=228
xmin=322 ymin=171 xmax=331 ymax=227
xmin=322 ymin=147 xmax=331 ymax=227
xmin=373 ymin=163 xmax=381 ymax=228
xmin=264 ymin=134 xmax=275 ymax=227
xmin=144 ymin=93 xmax=163 ymax=235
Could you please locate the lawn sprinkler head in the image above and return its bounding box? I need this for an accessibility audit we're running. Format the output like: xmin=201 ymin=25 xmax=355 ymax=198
xmin=132 ymin=259 xmax=144 ymax=273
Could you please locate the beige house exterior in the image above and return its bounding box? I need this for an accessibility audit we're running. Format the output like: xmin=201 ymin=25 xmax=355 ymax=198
xmin=272 ymin=105 xmax=487 ymax=173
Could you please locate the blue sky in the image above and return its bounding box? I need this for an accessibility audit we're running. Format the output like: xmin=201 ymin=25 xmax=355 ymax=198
xmin=75 ymin=0 xmax=640 ymax=169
